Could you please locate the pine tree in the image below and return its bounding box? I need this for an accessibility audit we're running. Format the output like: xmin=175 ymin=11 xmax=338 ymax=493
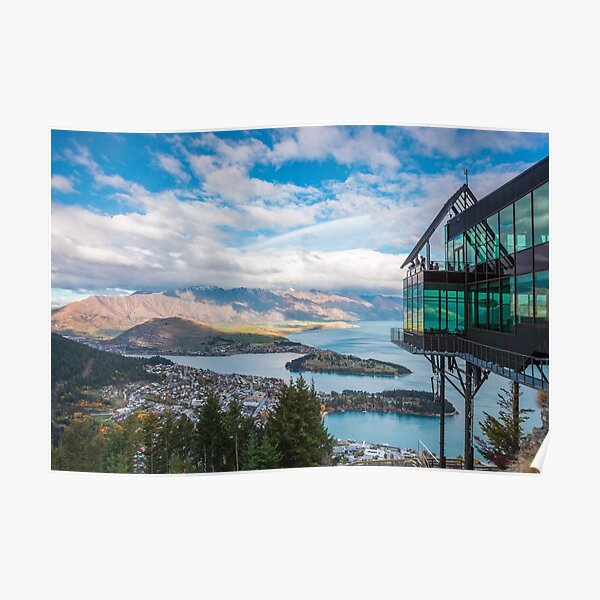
xmin=223 ymin=399 xmax=252 ymax=471
xmin=140 ymin=412 xmax=162 ymax=474
xmin=243 ymin=427 xmax=281 ymax=471
xmin=266 ymin=376 xmax=333 ymax=468
xmin=193 ymin=392 xmax=226 ymax=472
xmin=475 ymin=382 xmax=533 ymax=470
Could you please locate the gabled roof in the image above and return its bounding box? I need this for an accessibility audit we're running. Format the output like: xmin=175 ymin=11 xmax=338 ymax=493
xmin=400 ymin=184 xmax=478 ymax=268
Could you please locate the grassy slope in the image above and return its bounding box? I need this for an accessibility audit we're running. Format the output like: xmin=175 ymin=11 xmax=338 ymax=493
xmin=108 ymin=317 xmax=284 ymax=352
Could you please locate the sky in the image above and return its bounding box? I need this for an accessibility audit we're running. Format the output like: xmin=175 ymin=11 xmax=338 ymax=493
xmin=51 ymin=125 xmax=548 ymax=306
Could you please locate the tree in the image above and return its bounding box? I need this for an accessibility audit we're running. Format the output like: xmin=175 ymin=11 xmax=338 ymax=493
xmin=266 ymin=376 xmax=333 ymax=468
xmin=140 ymin=412 xmax=162 ymax=474
xmin=102 ymin=423 xmax=129 ymax=473
xmin=243 ymin=427 xmax=281 ymax=471
xmin=223 ymin=399 xmax=253 ymax=471
xmin=193 ymin=392 xmax=227 ymax=472
xmin=475 ymin=382 xmax=533 ymax=470
xmin=56 ymin=415 xmax=104 ymax=472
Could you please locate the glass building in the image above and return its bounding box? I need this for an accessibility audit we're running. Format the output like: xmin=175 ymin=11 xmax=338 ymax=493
xmin=395 ymin=156 xmax=549 ymax=380
xmin=392 ymin=156 xmax=549 ymax=470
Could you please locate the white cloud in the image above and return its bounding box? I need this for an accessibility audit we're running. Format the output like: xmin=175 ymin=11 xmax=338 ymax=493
xmin=270 ymin=126 xmax=401 ymax=169
xmin=51 ymin=174 xmax=76 ymax=193
xmin=154 ymin=153 xmax=190 ymax=183
xmin=406 ymin=127 xmax=547 ymax=159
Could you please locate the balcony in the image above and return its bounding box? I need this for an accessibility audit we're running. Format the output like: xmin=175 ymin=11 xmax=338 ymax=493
xmin=390 ymin=327 xmax=549 ymax=391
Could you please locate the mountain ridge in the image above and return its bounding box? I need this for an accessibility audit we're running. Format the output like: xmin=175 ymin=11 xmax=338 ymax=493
xmin=51 ymin=286 xmax=403 ymax=339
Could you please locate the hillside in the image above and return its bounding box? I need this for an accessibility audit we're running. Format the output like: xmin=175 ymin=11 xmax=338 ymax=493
xmin=105 ymin=316 xmax=301 ymax=354
xmin=51 ymin=333 xmax=170 ymax=389
xmin=51 ymin=286 xmax=403 ymax=338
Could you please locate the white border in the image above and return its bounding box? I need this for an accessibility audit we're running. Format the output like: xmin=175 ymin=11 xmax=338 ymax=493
xmin=3 ymin=2 xmax=598 ymax=598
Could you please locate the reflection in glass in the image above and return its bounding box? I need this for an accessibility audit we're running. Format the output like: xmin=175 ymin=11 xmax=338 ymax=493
xmin=465 ymin=228 xmax=476 ymax=266
xmin=500 ymin=277 xmax=514 ymax=333
xmin=515 ymin=193 xmax=533 ymax=252
xmin=499 ymin=204 xmax=514 ymax=255
xmin=516 ymin=272 xmax=534 ymax=324
xmin=533 ymin=182 xmax=549 ymax=245
xmin=487 ymin=213 xmax=499 ymax=259
xmin=535 ymin=270 xmax=549 ymax=323
xmin=477 ymin=282 xmax=487 ymax=328
xmin=488 ymin=279 xmax=500 ymax=331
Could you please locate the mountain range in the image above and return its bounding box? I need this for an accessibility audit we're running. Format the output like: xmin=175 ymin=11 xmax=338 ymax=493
xmin=51 ymin=285 xmax=403 ymax=339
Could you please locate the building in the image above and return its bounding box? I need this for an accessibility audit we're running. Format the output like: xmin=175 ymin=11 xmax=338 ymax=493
xmin=391 ymin=157 xmax=549 ymax=469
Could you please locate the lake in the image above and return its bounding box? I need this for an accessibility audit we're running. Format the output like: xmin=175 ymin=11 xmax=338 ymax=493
xmin=163 ymin=320 xmax=541 ymax=458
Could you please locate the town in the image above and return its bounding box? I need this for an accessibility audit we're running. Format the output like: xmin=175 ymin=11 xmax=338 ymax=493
xmin=93 ymin=362 xmax=423 ymax=465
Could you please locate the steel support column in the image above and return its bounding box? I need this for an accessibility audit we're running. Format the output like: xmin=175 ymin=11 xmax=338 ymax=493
xmin=439 ymin=357 xmax=446 ymax=468
xmin=464 ymin=361 xmax=474 ymax=470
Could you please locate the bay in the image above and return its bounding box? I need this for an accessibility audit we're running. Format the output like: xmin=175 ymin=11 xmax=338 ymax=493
xmin=163 ymin=320 xmax=541 ymax=458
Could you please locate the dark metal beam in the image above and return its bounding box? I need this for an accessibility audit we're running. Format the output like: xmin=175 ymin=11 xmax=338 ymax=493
xmin=401 ymin=184 xmax=477 ymax=268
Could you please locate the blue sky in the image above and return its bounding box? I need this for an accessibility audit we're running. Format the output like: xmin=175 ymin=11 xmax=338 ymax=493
xmin=51 ymin=125 xmax=548 ymax=305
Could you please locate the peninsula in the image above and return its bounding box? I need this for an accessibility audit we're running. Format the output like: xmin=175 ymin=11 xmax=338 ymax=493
xmin=285 ymin=350 xmax=411 ymax=377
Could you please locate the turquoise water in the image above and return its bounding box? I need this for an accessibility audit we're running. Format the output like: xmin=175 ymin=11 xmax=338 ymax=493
xmin=165 ymin=321 xmax=541 ymax=458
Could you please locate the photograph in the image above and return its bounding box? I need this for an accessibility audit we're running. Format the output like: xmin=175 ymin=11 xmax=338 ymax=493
xmin=50 ymin=125 xmax=549 ymax=474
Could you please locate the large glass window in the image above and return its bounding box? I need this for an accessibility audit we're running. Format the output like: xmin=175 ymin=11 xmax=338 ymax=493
xmin=535 ymin=270 xmax=549 ymax=323
xmin=424 ymin=288 xmax=440 ymax=333
xmin=477 ymin=282 xmax=487 ymax=328
xmin=457 ymin=290 xmax=465 ymax=333
xmin=487 ymin=213 xmax=500 ymax=260
xmin=515 ymin=193 xmax=533 ymax=252
xmin=500 ymin=277 xmax=514 ymax=333
xmin=475 ymin=226 xmax=487 ymax=264
xmin=533 ymin=182 xmax=549 ymax=246
xmin=446 ymin=288 xmax=458 ymax=333
xmin=452 ymin=233 xmax=464 ymax=271
xmin=465 ymin=228 xmax=476 ymax=266
xmin=499 ymin=204 xmax=514 ymax=255
xmin=446 ymin=239 xmax=453 ymax=270
xmin=516 ymin=273 xmax=534 ymax=324
xmin=488 ymin=279 xmax=500 ymax=331
xmin=467 ymin=283 xmax=476 ymax=329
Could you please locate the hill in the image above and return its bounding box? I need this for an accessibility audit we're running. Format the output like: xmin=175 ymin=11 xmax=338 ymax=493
xmin=104 ymin=316 xmax=309 ymax=354
xmin=51 ymin=333 xmax=170 ymax=389
xmin=51 ymin=286 xmax=402 ymax=338
xmin=285 ymin=351 xmax=411 ymax=377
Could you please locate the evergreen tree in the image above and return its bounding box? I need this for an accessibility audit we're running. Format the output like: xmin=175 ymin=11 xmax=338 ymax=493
xmin=140 ymin=412 xmax=162 ymax=474
xmin=266 ymin=376 xmax=332 ymax=468
xmin=193 ymin=392 xmax=227 ymax=472
xmin=243 ymin=427 xmax=281 ymax=471
xmin=475 ymin=382 xmax=533 ymax=470
xmin=102 ymin=423 xmax=129 ymax=473
xmin=173 ymin=414 xmax=195 ymax=473
xmin=223 ymin=399 xmax=252 ymax=471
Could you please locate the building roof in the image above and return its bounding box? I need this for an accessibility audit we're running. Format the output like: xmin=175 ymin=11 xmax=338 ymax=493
xmin=401 ymin=184 xmax=478 ymax=268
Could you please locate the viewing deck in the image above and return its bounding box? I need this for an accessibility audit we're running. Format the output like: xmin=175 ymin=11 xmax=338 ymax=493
xmin=391 ymin=328 xmax=549 ymax=391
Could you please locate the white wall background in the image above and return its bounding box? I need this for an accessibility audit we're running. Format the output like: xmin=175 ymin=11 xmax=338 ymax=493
xmin=1 ymin=2 xmax=598 ymax=598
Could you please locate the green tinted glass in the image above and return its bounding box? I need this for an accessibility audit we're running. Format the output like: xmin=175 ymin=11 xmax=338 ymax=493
xmin=533 ymin=182 xmax=549 ymax=245
xmin=515 ymin=194 xmax=533 ymax=252
xmin=535 ymin=270 xmax=549 ymax=323
xmin=516 ymin=273 xmax=534 ymax=324
xmin=499 ymin=204 xmax=514 ymax=255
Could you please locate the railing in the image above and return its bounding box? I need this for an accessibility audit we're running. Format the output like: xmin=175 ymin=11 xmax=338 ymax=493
xmin=404 ymin=258 xmax=514 ymax=277
xmin=391 ymin=328 xmax=549 ymax=390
